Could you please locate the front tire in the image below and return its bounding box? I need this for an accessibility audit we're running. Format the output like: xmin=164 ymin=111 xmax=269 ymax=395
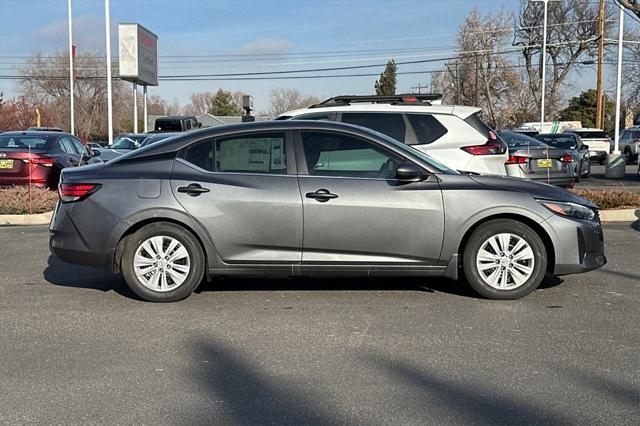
xmin=121 ymin=222 xmax=205 ymax=302
xmin=462 ymin=219 xmax=547 ymax=300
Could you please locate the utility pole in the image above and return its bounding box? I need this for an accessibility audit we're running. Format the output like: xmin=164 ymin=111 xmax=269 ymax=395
xmin=455 ymin=62 xmax=460 ymax=104
xmin=105 ymin=0 xmax=113 ymax=145
xmin=411 ymin=83 xmax=426 ymax=94
xmin=67 ymin=0 xmax=74 ymax=135
xmin=595 ymin=0 xmax=605 ymax=129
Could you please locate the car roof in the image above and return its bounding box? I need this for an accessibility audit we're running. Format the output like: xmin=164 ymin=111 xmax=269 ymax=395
xmin=113 ymin=120 xmax=408 ymax=163
xmin=0 ymin=131 xmax=70 ymax=137
xmin=279 ymin=103 xmax=481 ymax=119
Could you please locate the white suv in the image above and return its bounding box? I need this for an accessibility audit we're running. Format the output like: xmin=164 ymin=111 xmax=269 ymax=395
xmin=620 ymin=126 xmax=640 ymax=164
xmin=277 ymin=95 xmax=508 ymax=175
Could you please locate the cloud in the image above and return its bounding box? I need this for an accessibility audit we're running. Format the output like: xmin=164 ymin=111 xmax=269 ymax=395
xmin=31 ymin=15 xmax=114 ymax=53
xmin=237 ymin=38 xmax=292 ymax=56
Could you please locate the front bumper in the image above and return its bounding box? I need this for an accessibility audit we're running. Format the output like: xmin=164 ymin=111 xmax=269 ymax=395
xmin=547 ymin=214 xmax=607 ymax=275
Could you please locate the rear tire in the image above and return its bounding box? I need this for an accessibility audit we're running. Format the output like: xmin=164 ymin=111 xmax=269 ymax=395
xmin=584 ymin=161 xmax=591 ymax=178
xmin=462 ymin=219 xmax=547 ymax=300
xmin=121 ymin=222 xmax=205 ymax=302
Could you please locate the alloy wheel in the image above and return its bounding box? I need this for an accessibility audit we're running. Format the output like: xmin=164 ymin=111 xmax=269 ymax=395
xmin=133 ymin=236 xmax=191 ymax=292
xmin=475 ymin=233 xmax=535 ymax=290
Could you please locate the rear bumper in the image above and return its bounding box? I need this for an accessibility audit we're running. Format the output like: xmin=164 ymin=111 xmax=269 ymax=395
xmin=547 ymin=215 xmax=607 ymax=275
xmin=0 ymin=177 xmax=49 ymax=188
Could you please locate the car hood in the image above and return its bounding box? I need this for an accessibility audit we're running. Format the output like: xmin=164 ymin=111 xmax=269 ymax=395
xmin=468 ymin=174 xmax=597 ymax=208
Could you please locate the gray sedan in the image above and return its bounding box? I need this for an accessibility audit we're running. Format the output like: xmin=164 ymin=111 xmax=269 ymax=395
xmin=499 ymin=130 xmax=578 ymax=187
xmin=50 ymin=121 xmax=606 ymax=302
xmin=535 ymin=133 xmax=591 ymax=181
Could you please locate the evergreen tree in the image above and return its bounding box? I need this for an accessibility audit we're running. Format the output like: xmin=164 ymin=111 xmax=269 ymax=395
xmin=558 ymin=89 xmax=615 ymax=134
xmin=207 ymin=89 xmax=243 ymax=116
xmin=374 ymin=60 xmax=397 ymax=96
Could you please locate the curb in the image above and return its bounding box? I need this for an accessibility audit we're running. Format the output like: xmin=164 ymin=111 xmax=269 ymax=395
xmin=0 ymin=211 xmax=53 ymax=226
xmin=599 ymin=208 xmax=639 ymax=223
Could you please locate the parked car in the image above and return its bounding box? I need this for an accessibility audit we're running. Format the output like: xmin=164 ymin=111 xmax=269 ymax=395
xmin=92 ymin=133 xmax=149 ymax=162
xmin=278 ymin=94 xmax=508 ymax=175
xmin=0 ymin=131 xmax=92 ymax=188
xmin=619 ymin=126 xmax=640 ymax=164
xmin=497 ymin=131 xmax=577 ymax=187
xmin=50 ymin=121 xmax=606 ymax=302
xmin=86 ymin=142 xmax=103 ymax=155
xmin=140 ymin=132 xmax=182 ymax=147
xmin=154 ymin=116 xmax=201 ymax=132
xmin=534 ymin=133 xmax=591 ymax=181
xmin=563 ymin=128 xmax=610 ymax=164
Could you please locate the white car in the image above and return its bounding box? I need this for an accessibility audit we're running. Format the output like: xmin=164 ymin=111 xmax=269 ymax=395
xmin=619 ymin=126 xmax=640 ymax=164
xmin=563 ymin=128 xmax=611 ymax=164
xmin=277 ymin=95 xmax=508 ymax=175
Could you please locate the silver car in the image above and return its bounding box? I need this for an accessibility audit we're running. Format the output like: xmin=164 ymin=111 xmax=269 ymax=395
xmin=499 ymin=130 xmax=577 ymax=188
xmin=534 ymin=133 xmax=591 ymax=182
xmin=50 ymin=121 xmax=606 ymax=302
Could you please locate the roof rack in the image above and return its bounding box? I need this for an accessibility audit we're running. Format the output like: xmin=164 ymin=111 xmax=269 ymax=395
xmin=308 ymin=94 xmax=443 ymax=109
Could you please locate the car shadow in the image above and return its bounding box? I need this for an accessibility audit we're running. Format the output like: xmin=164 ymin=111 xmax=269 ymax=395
xmin=43 ymin=255 xmax=567 ymax=301
xmin=43 ymin=255 xmax=138 ymax=299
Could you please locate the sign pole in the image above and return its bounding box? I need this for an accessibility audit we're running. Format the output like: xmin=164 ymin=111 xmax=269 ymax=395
xmin=105 ymin=0 xmax=113 ymax=145
xmin=143 ymin=85 xmax=148 ymax=133
xmin=133 ymin=83 xmax=138 ymax=133
xmin=67 ymin=0 xmax=75 ymax=135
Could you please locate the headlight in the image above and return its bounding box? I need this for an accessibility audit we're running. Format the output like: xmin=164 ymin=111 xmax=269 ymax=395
xmin=538 ymin=200 xmax=597 ymax=221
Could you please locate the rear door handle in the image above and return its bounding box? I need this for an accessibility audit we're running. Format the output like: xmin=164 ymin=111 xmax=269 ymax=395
xmin=305 ymin=189 xmax=338 ymax=202
xmin=177 ymin=183 xmax=210 ymax=196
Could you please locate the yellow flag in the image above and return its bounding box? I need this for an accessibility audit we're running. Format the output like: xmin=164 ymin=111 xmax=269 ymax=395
xmin=35 ymin=108 xmax=41 ymax=127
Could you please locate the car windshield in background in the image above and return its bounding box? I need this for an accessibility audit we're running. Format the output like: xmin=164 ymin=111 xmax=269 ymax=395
xmin=573 ymin=131 xmax=608 ymax=139
xmin=498 ymin=131 xmax=546 ymax=149
xmin=535 ymin=134 xmax=577 ymax=149
xmin=111 ymin=137 xmax=140 ymax=150
xmin=140 ymin=134 xmax=181 ymax=147
xmin=0 ymin=135 xmax=50 ymax=149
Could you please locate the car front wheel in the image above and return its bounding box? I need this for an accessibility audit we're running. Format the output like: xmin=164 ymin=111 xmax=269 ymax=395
xmin=121 ymin=222 xmax=205 ymax=302
xmin=462 ymin=219 xmax=547 ymax=300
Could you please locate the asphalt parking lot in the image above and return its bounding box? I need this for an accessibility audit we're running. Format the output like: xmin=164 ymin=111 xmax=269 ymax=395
xmin=575 ymin=164 xmax=640 ymax=192
xmin=1 ymin=224 xmax=638 ymax=424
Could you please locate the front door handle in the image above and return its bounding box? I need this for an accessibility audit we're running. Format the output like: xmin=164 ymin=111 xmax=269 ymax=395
xmin=177 ymin=183 xmax=210 ymax=196
xmin=305 ymin=189 xmax=338 ymax=202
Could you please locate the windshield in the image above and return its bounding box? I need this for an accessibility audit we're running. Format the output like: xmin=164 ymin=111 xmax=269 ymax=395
xmin=498 ymin=131 xmax=546 ymax=149
xmin=364 ymin=128 xmax=457 ymax=174
xmin=141 ymin=133 xmax=180 ymax=147
xmin=535 ymin=134 xmax=577 ymax=149
xmin=111 ymin=137 xmax=141 ymax=150
xmin=0 ymin=135 xmax=51 ymax=149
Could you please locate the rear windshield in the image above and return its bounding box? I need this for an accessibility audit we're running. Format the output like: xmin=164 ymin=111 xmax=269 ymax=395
xmin=572 ymin=131 xmax=608 ymax=139
xmin=0 ymin=135 xmax=51 ymax=149
xmin=464 ymin=112 xmax=493 ymax=138
xmin=499 ymin=131 xmax=546 ymax=148
xmin=535 ymin=134 xmax=577 ymax=149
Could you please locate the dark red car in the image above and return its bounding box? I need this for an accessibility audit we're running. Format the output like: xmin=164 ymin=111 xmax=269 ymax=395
xmin=0 ymin=131 xmax=91 ymax=189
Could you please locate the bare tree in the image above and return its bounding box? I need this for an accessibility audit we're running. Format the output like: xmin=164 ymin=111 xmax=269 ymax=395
xmin=266 ymin=88 xmax=321 ymax=116
xmin=513 ymin=0 xmax=607 ymax=118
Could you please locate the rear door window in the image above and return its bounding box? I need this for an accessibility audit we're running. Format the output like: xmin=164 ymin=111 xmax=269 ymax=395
xmin=406 ymin=114 xmax=448 ymax=145
xmin=341 ymin=113 xmax=406 ymax=142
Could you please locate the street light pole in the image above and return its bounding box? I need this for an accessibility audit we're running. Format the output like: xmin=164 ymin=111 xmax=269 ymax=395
xmin=613 ymin=4 xmax=625 ymax=155
xmin=104 ymin=0 xmax=113 ymax=145
xmin=67 ymin=0 xmax=74 ymax=135
xmin=531 ymin=0 xmax=560 ymax=132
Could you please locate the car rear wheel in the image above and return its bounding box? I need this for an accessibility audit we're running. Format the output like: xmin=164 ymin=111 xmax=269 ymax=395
xmin=121 ymin=222 xmax=205 ymax=302
xmin=462 ymin=219 xmax=547 ymax=300
xmin=584 ymin=160 xmax=591 ymax=178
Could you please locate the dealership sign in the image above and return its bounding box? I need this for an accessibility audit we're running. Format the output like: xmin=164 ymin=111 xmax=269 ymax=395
xmin=118 ymin=23 xmax=158 ymax=86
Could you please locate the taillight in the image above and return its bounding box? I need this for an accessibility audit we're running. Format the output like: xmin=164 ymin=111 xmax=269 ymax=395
xmin=461 ymin=139 xmax=507 ymax=156
xmin=59 ymin=183 xmax=100 ymax=203
xmin=560 ymin=154 xmax=573 ymax=163
xmin=505 ymin=155 xmax=528 ymax=164
xmin=21 ymin=156 xmax=56 ymax=167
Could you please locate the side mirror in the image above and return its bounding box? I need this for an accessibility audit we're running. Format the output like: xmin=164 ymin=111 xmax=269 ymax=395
xmin=90 ymin=148 xmax=101 ymax=157
xmin=395 ymin=162 xmax=425 ymax=181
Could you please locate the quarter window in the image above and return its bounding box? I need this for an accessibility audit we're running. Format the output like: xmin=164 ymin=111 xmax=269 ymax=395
xmin=407 ymin=114 xmax=448 ymax=145
xmin=341 ymin=113 xmax=406 ymax=142
xmin=301 ymin=131 xmax=402 ymax=179
xmin=59 ymin=137 xmax=77 ymax=154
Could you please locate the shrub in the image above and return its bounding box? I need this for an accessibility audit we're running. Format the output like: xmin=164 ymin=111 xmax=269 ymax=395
xmin=573 ymin=189 xmax=640 ymax=210
xmin=0 ymin=186 xmax=58 ymax=214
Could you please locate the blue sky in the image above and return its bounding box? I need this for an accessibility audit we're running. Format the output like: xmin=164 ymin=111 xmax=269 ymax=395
xmin=0 ymin=0 xmax=632 ymax=112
